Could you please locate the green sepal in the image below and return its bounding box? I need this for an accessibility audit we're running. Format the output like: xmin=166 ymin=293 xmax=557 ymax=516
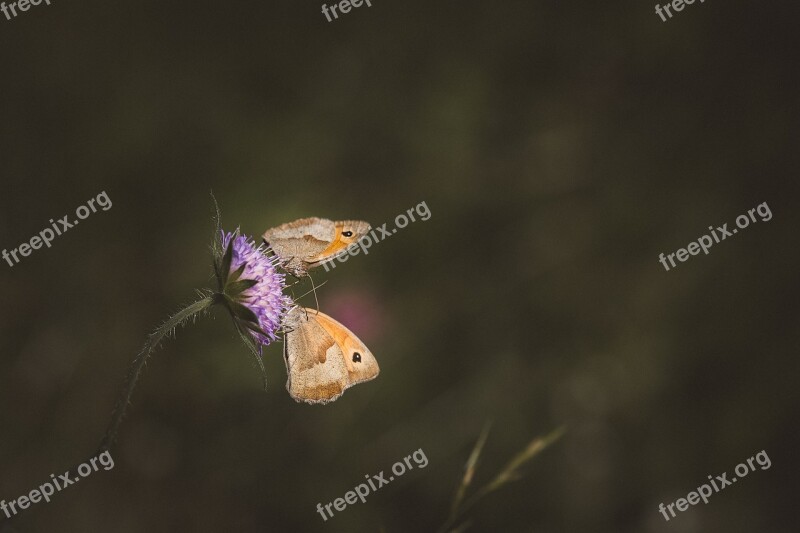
xmin=227 ymin=299 xmax=260 ymax=324
xmin=228 ymin=300 xmax=271 ymax=343
xmin=209 ymin=193 xmax=225 ymax=292
xmin=225 ymin=279 xmax=258 ymax=298
xmin=212 ymin=260 xmax=223 ymax=292
xmin=239 ymin=318 xmax=270 ymax=338
xmin=219 ymin=237 xmax=234 ymax=286
xmin=227 ymin=263 xmax=246 ymax=284
xmin=233 ymin=321 xmax=269 ymax=391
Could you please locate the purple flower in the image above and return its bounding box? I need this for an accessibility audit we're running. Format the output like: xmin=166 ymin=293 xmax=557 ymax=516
xmin=217 ymin=230 xmax=292 ymax=346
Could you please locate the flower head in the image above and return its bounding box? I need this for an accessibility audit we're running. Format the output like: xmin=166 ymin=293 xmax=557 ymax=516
xmin=215 ymin=229 xmax=292 ymax=346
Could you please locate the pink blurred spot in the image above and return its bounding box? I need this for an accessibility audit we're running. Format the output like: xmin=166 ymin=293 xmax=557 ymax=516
xmin=323 ymin=288 xmax=386 ymax=342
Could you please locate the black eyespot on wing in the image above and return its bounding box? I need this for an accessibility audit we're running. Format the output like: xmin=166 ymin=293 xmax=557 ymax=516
xmin=352 ymin=352 xmax=361 ymax=363
xmin=342 ymin=230 xmax=353 ymax=237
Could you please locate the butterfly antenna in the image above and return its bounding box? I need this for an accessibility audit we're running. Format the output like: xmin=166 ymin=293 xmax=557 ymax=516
xmin=298 ymin=276 xmax=328 ymax=313
xmin=306 ymin=273 xmax=323 ymax=314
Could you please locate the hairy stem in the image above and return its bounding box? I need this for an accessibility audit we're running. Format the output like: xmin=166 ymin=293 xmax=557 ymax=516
xmin=99 ymin=294 xmax=219 ymax=453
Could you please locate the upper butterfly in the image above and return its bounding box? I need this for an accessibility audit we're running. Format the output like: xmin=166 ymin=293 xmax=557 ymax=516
xmin=263 ymin=218 xmax=371 ymax=277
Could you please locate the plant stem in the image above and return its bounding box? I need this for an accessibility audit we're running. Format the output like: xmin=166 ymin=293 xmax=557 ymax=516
xmin=449 ymin=423 xmax=492 ymax=520
xmin=437 ymin=485 xmax=493 ymax=533
xmin=437 ymin=427 xmax=565 ymax=533
xmin=99 ymin=294 xmax=219 ymax=453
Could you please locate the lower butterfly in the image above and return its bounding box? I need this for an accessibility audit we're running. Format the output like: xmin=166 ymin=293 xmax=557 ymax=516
xmin=283 ymin=306 xmax=379 ymax=404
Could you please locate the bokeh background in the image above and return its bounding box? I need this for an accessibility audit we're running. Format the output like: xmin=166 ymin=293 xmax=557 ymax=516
xmin=1 ymin=0 xmax=799 ymax=531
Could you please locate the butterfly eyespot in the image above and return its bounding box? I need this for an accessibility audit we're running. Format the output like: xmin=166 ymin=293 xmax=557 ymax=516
xmin=352 ymin=352 xmax=362 ymax=363
xmin=342 ymin=230 xmax=353 ymax=237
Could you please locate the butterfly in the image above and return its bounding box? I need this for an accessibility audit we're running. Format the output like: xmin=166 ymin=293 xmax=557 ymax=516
xmin=283 ymin=306 xmax=379 ymax=404
xmin=263 ymin=218 xmax=371 ymax=277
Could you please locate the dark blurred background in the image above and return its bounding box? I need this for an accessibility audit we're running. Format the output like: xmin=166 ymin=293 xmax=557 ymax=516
xmin=1 ymin=0 xmax=799 ymax=531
